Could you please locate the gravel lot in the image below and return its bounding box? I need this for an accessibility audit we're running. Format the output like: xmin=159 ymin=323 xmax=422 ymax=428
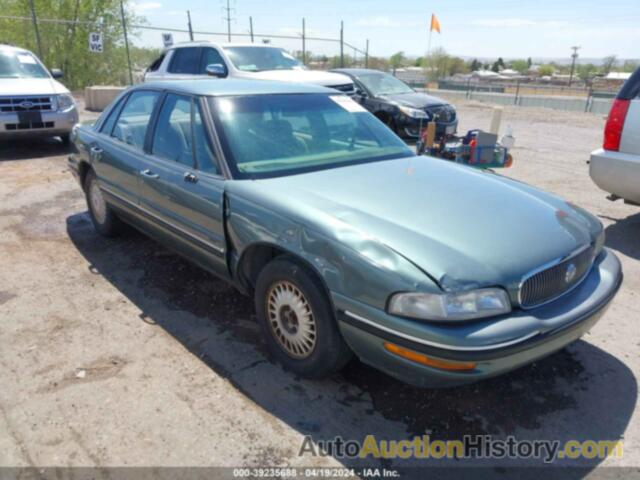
xmin=0 ymin=98 xmax=638 ymax=477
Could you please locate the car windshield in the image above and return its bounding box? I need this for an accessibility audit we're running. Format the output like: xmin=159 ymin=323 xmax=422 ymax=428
xmin=212 ymin=93 xmax=413 ymax=179
xmin=356 ymin=72 xmax=414 ymax=96
xmin=223 ymin=47 xmax=304 ymax=72
xmin=0 ymin=50 xmax=50 ymax=79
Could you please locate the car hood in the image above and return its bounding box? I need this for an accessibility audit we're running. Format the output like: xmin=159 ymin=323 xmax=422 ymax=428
xmin=236 ymin=157 xmax=599 ymax=291
xmin=381 ymin=91 xmax=448 ymax=108
xmin=0 ymin=77 xmax=69 ymax=96
xmin=245 ymin=69 xmax=353 ymax=87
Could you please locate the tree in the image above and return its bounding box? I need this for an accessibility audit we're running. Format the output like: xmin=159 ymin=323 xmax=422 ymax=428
xmin=538 ymin=64 xmax=555 ymax=76
xmin=469 ymin=58 xmax=481 ymax=71
xmin=0 ymin=0 xmax=147 ymax=89
xmin=491 ymin=57 xmax=505 ymax=73
xmin=389 ymin=51 xmax=406 ymax=74
xmin=601 ymin=55 xmax=618 ymax=75
xmin=527 ymin=57 xmax=532 ymax=68
xmin=622 ymin=60 xmax=640 ymax=73
xmin=577 ymin=63 xmax=598 ymax=82
xmin=510 ymin=59 xmax=529 ymax=74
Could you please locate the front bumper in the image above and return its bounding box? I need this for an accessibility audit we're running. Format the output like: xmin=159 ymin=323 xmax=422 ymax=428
xmin=397 ymin=115 xmax=458 ymax=139
xmin=333 ymin=248 xmax=622 ymax=388
xmin=589 ymin=148 xmax=640 ymax=204
xmin=0 ymin=107 xmax=78 ymax=139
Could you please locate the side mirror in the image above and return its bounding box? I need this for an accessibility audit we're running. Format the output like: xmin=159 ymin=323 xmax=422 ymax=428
xmin=50 ymin=69 xmax=64 ymax=79
xmin=355 ymin=89 xmax=367 ymax=99
xmin=205 ymin=64 xmax=227 ymax=78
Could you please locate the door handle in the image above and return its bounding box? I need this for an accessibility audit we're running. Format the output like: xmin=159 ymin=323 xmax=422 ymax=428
xmin=90 ymin=146 xmax=103 ymax=157
xmin=140 ymin=169 xmax=159 ymax=179
xmin=183 ymin=172 xmax=198 ymax=183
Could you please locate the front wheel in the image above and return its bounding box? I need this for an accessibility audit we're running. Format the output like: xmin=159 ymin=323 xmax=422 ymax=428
xmin=84 ymin=169 xmax=123 ymax=237
xmin=255 ymin=257 xmax=352 ymax=378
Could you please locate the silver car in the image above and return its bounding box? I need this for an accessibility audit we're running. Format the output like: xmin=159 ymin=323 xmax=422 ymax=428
xmin=0 ymin=44 xmax=78 ymax=145
xmin=590 ymin=67 xmax=640 ymax=205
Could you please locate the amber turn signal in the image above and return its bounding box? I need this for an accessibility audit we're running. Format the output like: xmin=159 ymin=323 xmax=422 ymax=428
xmin=383 ymin=342 xmax=477 ymax=371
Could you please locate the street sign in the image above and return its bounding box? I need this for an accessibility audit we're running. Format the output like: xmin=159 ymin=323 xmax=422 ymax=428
xmin=89 ymin=32 xmax=103 ymax=53
xmin=162 ymin=33 xmax=174 ymax=48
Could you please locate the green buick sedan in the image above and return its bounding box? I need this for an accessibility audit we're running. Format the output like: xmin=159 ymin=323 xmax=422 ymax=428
xmin=68 ymin=79 xmax=622 ymax=388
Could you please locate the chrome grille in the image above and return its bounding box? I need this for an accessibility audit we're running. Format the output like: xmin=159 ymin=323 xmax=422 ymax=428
xmin=426 ymin=105 xmax=456 ymax=123
xmin=0 ymin=96 xmax=54 ymax=113
xmin=520 ymin=246 xmax=595 ymax=308
xmin=332 ymin=83 xmax=356 ymax=94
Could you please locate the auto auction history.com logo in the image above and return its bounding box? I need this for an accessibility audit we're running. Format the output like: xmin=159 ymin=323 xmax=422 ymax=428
xmin=298 ymin=435 xmax=623 ymax=463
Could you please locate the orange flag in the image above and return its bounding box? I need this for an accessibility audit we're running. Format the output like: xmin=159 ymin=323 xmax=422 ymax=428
xmin=430 ymin=13 xmax=441 ymax=33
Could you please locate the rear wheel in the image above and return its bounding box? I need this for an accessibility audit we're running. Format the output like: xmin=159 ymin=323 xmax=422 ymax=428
xmin=84 ymin=169 xmax=123 ymax=237
xmin=255 ymin=257 xmax=352 ymax=378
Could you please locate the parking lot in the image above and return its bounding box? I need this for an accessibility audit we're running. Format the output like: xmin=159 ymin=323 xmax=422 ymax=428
xmin=0 ymin=97 xmax=639 ymax=475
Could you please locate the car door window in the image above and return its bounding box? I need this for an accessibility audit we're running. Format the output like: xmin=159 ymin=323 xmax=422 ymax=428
xmin=100 ymin=95 xmax=126 ymax=135
xmin=168 ymin=48 xmax=201 ymax=74
xmin=112 ymin=90 xmax=160 ymax=149
xmin=200 ymin=48 xmax=227 ymax=75
xmin=152 ymin=94 xmax=195 ymax=167
xmin=193 ymin=104 xmax=219 ymax=174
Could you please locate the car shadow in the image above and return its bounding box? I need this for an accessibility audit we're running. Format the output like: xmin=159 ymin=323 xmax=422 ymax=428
xmin=0 ymin=137 xmax=70 ymax=161
xmin=602 ymin=212 xmax=640 ymax=261
xmin=66 ymin=212 xmax=636 ymax=476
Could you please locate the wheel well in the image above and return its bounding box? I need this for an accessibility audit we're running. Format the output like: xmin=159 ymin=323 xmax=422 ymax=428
xmin=237 ymin=244 xmax=332 ymax=303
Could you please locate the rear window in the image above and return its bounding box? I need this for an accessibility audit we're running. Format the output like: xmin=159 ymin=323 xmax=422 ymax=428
xmin=168 ymin=48 xmax=200 ymax=74
xmin=617 ymin=67 xmax=640 ymax=100
xmin=112 ymin=90 xmax=160 ymax=150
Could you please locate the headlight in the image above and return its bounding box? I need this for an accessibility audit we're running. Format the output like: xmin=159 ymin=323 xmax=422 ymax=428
xmin=388 ymin=288 xmax=512 ymax=322
xmin=398 ymin=105 xmax=429 ymax=119
xmin=57 ymin=93 xmax=75 ymax=111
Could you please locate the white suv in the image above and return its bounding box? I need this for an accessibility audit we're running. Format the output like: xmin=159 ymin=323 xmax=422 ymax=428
xmin=0 ymin=44 xmax=78 ymax=145
xmin=590 ymin=67 xmax=640 ymax=205
xmin=144 ymin=42 xmax=355 ymax=95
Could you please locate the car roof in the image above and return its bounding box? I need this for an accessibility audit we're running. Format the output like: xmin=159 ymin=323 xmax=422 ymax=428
xmin=167 ymin=41 xmax=282 ymax=50
xmin=139 ymin=78 xmax=336 ymax=96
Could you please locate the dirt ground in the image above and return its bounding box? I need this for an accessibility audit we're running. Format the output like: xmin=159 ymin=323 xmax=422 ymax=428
xmin=0 ymin=99 xmax=638 ymax=477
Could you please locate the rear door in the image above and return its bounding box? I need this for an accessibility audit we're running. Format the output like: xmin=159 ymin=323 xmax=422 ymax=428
xmin=92 ymin=89 xmax=160 ymax=208
xmin=138 ymin=92 xmax=228 ymax=276
xmin=619 ymin=68 xmax=640 ymax=155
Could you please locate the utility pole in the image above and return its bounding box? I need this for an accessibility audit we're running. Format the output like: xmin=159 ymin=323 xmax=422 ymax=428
xmin=339 ymin=21 xmax=344 ymax=68
xmin=187 ymin=10 xmax=194 ymax=41
xmin=365 ymin=39 xmax=369 ymax=68
xmin=302 ymin=18 xmax=306 ymax=65
xmin=223 ymin=0 xmax=233 ymax=42
xmin=28 ymin=0 xmax=43 ymax=59
xmin=569 ymin=45 xmax=581 ymax=86
xmin=119 ymin=0 xmax=133 ymax=85
xmin=249 ymin=16 xmax=254 ymax=43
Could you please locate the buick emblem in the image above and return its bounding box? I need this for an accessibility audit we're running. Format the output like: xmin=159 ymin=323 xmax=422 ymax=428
xmin=19 ymin=101 xmax=34 ymax=109
xmin=565 ymin=263 xmax=577 ymax=283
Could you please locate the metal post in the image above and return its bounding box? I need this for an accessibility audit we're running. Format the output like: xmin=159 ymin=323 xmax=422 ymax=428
xmin=514 ymin=79 xmax=520 ymax=105
xmin=302 ymin=18 xmax=306 ymax=65
xmin=28 ymin=0 xmax=43 ymax=59
xmin=364 ymin=39 xmax=369 ymax=68
xmin=339 ymin=21 xmax=344 ymax=68
xmin=249 ymin=16 xmax=254 ymax=43
xmin=119 ymin=0 xmax=133 ymax=85
xmin=226 ymin=0 xmax=231 ymax=42
xmin=187 ymin=10 xmax=194 ymax=41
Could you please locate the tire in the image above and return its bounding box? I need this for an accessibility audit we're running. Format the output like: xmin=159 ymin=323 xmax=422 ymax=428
xmin=60 ymin=133 xmax=71 ymax=147
xmin=84 ymin=169 xmax=123 ymax=237
xmin=255 ymin=257 xmax=352 ymax=378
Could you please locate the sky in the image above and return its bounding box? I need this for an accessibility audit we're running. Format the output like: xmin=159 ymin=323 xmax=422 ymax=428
xmin=130 ymin=0 xmax=640 ymax=61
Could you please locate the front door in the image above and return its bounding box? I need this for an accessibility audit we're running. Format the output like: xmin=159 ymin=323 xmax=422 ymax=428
xmin=138 ymin=93 xmax=228 ymax=277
